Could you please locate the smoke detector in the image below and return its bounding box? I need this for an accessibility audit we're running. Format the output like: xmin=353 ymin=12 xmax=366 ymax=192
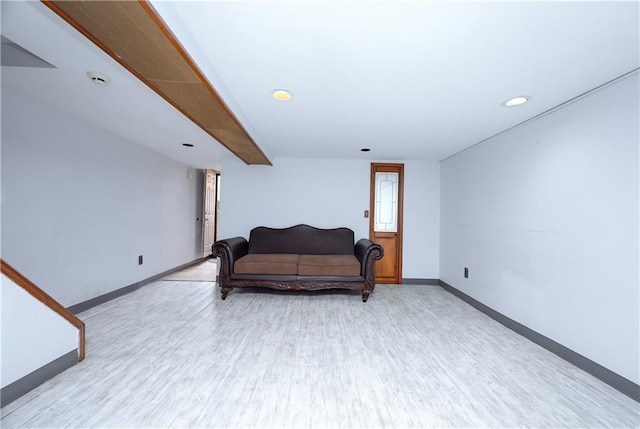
xmin=87 ymin=71 xmax=111 ymax=86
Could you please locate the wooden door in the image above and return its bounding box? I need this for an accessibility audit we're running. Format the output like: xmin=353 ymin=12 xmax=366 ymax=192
xmin=370 ymin=163 xmax=404 ymax=284
xmin=202 ymin=169 xmax=217 ymax=258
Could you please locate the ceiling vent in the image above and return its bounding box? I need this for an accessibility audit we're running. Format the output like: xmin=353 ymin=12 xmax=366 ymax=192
xmin=87 ymin=71 xmax=111 ymax=86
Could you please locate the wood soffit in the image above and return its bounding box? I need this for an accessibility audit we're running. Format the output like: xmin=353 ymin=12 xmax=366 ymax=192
xmin=42 ymin=0 xmax=272 ymax=166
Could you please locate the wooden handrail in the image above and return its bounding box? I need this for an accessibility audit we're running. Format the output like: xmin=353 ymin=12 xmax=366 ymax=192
xmin=1 ymin=259 xmax=85 ymax=361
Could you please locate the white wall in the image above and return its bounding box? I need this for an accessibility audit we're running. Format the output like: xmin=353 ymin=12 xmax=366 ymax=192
xmin=440 ymin=73 xmax=639 ymax=383
xmin=1 ymin=274 xmax=79 ymax=388
xmin=1 ymin=87 xmax=203 ymax=307
xmin=219 ymin=156 xmax=440 ymax=279
xmin=403 ymin=160 xmax=440 ymax=279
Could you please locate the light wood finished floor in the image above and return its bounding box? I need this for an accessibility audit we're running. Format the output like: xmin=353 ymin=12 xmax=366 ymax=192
xmin=162 ymin=260 xmax=217 ymax=282
xmin=2 ymin=282 xmax=638 ymax=428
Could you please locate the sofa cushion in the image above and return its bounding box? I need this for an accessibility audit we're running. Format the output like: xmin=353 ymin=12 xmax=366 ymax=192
xmin=297 ymin=255 xmax=361 ymax=276
xmin=234 ymin=254 xmax=300 ymax=275
xmin=248 ymin=225 xmax=354 ymax=255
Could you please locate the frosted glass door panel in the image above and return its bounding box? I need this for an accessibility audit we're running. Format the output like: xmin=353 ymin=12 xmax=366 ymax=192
xmin=374 ymin=172 xmax=398 ymax=232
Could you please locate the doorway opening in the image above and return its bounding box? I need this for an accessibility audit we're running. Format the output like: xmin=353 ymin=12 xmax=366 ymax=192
xmin=202 ymin=169 xmax=220 ymax=258
xmin=369 ymin=163 xmax=404 ymax=284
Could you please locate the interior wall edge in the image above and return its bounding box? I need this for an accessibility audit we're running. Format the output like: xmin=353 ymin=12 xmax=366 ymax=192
xmin=0 ymin=349 xmax=78 ymax=408
xmin=67 ymin=257 xmax=206 ymax=315
xmin=439 ymin=280 xmax=640 ymax=403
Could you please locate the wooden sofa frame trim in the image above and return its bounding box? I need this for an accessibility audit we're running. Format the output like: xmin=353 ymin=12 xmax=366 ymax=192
xmin=213 ymin=238 xmax=383 ymax=302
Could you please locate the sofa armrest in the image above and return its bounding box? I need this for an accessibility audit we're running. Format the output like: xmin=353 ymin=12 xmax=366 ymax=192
xmin=355 ymin=239 xmax=384 ymax=280
xmin=354 ymin=238 xmax=384 ymax=265
xmin=212 ymin=237 xmax=249 ymax=278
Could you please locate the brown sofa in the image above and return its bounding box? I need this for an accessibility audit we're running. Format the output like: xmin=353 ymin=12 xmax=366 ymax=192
xmin=212 ymin=224 xmax=384 ymax=302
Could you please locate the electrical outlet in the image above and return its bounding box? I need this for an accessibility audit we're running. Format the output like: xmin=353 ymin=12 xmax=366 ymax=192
xmin=138 ymin=255 xmax=143 ymax=265
xmin=464 ymin=267 xmax=469 ymax=278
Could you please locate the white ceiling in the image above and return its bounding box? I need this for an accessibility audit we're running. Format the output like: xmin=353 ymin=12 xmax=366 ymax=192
xmin=2 ymin=1 xmax=639 ymax=169
xmin=1 ymin=1 xmax=229 ymax=170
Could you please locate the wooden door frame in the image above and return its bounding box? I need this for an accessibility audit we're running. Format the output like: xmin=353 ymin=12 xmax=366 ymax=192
xmin=202 ymin=169 xmax=219 ymax=258
xmin=215 ymin=172 xmax=220 ymax=246
xmin=369 ymin=163 xmax=404 ymax=284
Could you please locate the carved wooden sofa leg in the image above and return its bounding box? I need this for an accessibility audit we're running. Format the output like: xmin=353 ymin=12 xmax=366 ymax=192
xmin=221 ymin=287 xmax=232 ymax=300
xmin=362 ymin=290 xmax=371 ymax=303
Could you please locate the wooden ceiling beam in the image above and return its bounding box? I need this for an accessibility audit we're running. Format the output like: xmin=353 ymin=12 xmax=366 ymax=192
xmin=43 ymin=0 xmax=271 ymax=166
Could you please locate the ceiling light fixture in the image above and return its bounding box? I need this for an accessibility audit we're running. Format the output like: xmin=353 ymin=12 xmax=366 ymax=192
xmin=271 ymin=89 xmax=292 ymax=101
xmin=87 ymin=71 xmax=111 ymax=86
xmin=502 ymin=96 xmax=530 ymax=107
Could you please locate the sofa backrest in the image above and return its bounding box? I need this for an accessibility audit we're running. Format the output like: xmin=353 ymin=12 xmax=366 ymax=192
xmin=248 ymin=224 xmax=354 ymax=255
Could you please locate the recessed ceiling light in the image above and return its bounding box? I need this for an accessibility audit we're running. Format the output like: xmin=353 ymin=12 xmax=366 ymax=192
xmin=271 ymin=89 xmax=292 ymax=101
xmin=502 ymin=96 xmax=530 ymax=107
xmin=87 ymin=71 xmax=111 ymax=86
xmin=361 ymin=148 xmax=371 ymax=152
xmin=182 ymin=143 xmax=194 ymax=147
